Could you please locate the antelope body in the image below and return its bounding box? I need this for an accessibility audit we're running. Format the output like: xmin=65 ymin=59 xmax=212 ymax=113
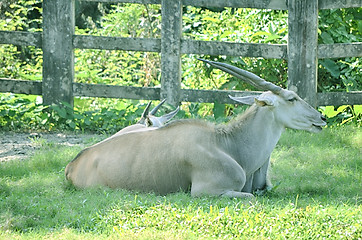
xmin=65 ymin=59 xmax=326 ymax=198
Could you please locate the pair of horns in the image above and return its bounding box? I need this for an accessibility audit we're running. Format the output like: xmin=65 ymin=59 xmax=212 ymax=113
xmin=139 ymin=100 xmax=180 ymax=126
xmin=142 ymin=99 xmax=167 ymax=119
xmin=198 ymin=59 xmax=282 ymax=94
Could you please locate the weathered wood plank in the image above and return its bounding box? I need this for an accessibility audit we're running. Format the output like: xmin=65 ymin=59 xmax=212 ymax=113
xmin=319 ymin=0 xmax=362 ymax=9
xmin=318 ymin=43 xmax=362 ymax=59
xmin=0 ymin=79 xmax=42 ymax=95
xmin=287 ymin=0 xmax=319 ymax=107
xmin=181 ymin=89 xmax=262 ymax=103
xmin=65 ymin=35 xmax=362 ymax=60
xmin=79 ymin=0 xmax=362 ymax=9
xmin=42 ymin=0 xmax=75 ymax=106
xmin=0 ymin=31 xmax=42 ymax=47
xmin=160 ymin=0 xmax=182 ymax=106
xmin=181 ymin=40 xmax=287 ymax=59
xmin=1 ymin=79 xmax=361 ymax=105
xmin=73 ymin=82 xmax=262 ymax=103
xmin=72 ymin=35 xmax=287 ymax=58
xmin=183 ymin=0 xmax=287 ymax=10
xmin=79 ymin=0 xmax=161 ymax=4
xmin=317 ymin=92 xmax=362 ymax=106
xmin=73 ymin=35 xmax=161 ymax=52
xmin=80 ymin=0 xmax=288 ymax=9
xmin=73 ymin=83 xmax=160 ymax=100
xmin=71 ymin=35 xmax=362 ymax=60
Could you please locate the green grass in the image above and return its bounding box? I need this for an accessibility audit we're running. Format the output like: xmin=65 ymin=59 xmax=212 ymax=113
xmin=1 ymin=126 xmax=361 ymax=239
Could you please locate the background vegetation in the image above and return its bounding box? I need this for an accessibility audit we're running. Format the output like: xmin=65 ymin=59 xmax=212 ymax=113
xmin=0 ymin=1 xmax=361 ymax=132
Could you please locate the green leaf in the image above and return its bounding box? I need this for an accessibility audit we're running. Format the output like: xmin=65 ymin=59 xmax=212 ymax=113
xmin=84 ymin=118 xmax=91 ymax=126
xmin=0 ymin=110 xmax=8 ymax=117
xmin=8 ymin=110 xmax=16 ymax=117
xmin=57 ymin=108 xmax=67 ymax=119
xmin=203 ymin=16 xmax=220 ymax=23
xmin=265 ymin=34 xmax=280 ymax=42
xmin=68 ymin=121 xmax=76 ymax=129
xmin=320 ymin=59 xmax=340 ymax=78
xmin=61 ymin=101 xmax=73 ymax=109
xmin=251 ymin=31 xmax=270 ymax=37
xmin=41 ymin=118 xmax=47 ymax=125
xmin=336 ymin=105 xmax=348 ymax=114
xmin=353 ymin=105 xmax=362 ymax=113
xmin=320 ymin=32 xmax=334 ymax=44
xmin=323 ymin=106 xmax=338 ymax=118
xmin=213 ymin=102 xmax=225 ymax=120
xmin=358 ymin=20 xmax=362 ymax=35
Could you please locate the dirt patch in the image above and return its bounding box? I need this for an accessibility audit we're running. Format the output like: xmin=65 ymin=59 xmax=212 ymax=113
xmin=0 ymin=132 xmax=103 ymax=162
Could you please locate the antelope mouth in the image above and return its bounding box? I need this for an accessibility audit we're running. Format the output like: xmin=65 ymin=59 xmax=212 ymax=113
xmin=312 ymin=124 xmax=323 ymax=131
xmin=311 ymin=122 xmax=326 ymax=132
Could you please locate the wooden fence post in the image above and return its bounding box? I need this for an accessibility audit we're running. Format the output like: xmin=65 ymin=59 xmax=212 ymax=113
xmin=160 ymin=0 xmax=182 ymax=106
xmin=42 ymin=0 xmax=75 ymax=106
xmin=287 ymin=0 xmax=319 ymax=107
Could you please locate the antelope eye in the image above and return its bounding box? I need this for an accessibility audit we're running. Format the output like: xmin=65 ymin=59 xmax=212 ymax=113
xmin=288 ymin=98 xmax=297 ymax=102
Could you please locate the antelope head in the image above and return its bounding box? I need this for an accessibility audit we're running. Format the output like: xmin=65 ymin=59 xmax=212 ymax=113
xmin=199 ymin=59 xmax=326 ymax=133
xmin=138 ymin=99 xmax=179 ymax=127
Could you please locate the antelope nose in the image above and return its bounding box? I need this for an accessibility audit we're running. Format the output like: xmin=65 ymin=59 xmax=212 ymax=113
xmin=321 ymin=115 xmax=327 ymax=122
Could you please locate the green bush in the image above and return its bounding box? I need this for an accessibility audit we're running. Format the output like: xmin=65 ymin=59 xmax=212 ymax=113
xmin=318 ymin=8 xmax=362 ymax=92
xmin=0 ymin=2 xmax=361 ymax=130
xmin=0 ymin=94 xmax=155 ymax=133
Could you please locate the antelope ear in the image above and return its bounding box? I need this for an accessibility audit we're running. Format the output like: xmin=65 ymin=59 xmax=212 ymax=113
xmin=255 ymin=95 xmax=277 ymax=106
xmin=229 ymin=95 xmax=256 ymax=106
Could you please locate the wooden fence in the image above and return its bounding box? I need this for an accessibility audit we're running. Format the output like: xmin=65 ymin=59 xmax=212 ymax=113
xmin=0 ymin=0 xmax=361 ymax=107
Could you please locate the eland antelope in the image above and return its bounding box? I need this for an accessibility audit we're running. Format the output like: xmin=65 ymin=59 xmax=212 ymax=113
xmin=65 ymin=59 xmax=326 ymax=198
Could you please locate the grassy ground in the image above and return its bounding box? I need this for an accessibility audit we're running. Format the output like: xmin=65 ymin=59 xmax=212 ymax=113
xmin=0 ymin=126 xmax=361 ymax=239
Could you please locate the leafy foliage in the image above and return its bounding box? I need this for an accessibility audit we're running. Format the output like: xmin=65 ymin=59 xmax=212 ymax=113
xmin=0 ymin=94 xmax=153 ymax=133
xmin=0 ymin=2 xmax=361 ymax=130
xmin=74 ymin=3 xmax=161 ymax=88
xmin=320 ymin=105 xmax=362 ymax=126
xmin=318 ymin=8 xmax=362 ymax=92
xmin=0 ymin=0 xmax=42 ymax=81
xmin=182 ymin=7 xmax=288 ymax=91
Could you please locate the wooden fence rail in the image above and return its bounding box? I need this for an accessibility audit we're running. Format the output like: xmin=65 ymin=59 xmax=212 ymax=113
xmin=0 ymin=0 xmax=361 ymax=107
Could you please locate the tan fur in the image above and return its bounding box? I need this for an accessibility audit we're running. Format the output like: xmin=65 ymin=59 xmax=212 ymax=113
xmin=66 ymin=120 xmax=246 ymax=196
xmin=65 ymin=91 xmax=326 ymax=198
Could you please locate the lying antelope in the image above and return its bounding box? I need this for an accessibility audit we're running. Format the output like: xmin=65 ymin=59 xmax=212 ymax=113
xmin=65 ymin=59 xmax=326 ymax=198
